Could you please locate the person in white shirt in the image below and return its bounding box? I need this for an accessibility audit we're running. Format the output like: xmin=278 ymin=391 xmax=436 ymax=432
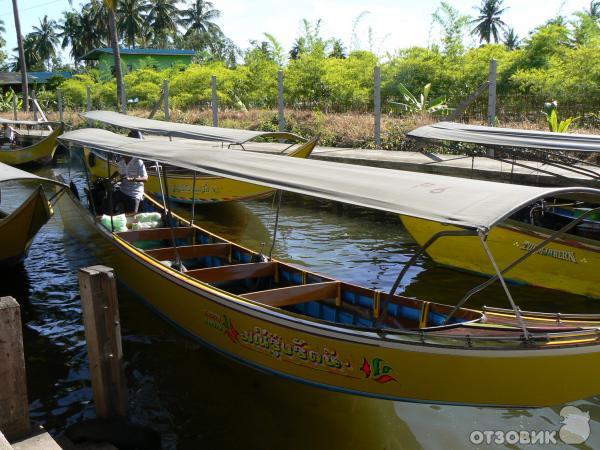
xmin=112 ymin=155 xmax=148 ymax=213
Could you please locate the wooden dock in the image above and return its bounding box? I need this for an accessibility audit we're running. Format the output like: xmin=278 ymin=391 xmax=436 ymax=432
xmin=143 ymin=135 xmax=598 ymax=187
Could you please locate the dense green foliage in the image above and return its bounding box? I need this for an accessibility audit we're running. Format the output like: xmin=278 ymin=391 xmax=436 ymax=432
xmin=2 ymin=1 xmax=599 ymax=120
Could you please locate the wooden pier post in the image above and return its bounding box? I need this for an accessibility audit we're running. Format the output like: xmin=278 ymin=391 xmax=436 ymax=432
xmin=211 ymin=75 xmax=218 ymax=127
xmin=78 ymin=266 xmax=127 ymax=418
xmin=0 ymin=297 xmax=30 ymax=441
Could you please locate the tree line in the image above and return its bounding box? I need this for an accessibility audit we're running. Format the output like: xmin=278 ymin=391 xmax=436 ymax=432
xmin=1 ymin=1 xmax=599 ymax=119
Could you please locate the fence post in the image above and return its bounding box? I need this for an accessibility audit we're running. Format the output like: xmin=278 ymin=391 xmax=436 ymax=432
xmin=86 ymin=85 xmax=92 ymax=112
xmin=487 ymin=59 xmax=497 ymax=157
xmin=163 ymin=79 xmax=170 ymax=121
xmin=78 ymin=266 xmax=127 ymax=419
xmin=211 ymin=75 xmax=218 ymax=127
xmin=0 ymin=297 xmax=30 ymax=441
xmin=57 ymin=89 xmax=64 ymax=123
xmin=374 ymin=66 xmax=381 ymax=150
xmin=31 ymin=90 xmax=37 ymax=121
xmin=278 ymin=70 xmax=285 ymax=132
xmin=120 ymin=82 xmax=127 ymax=115
xmin=12 ymin=92 xmax=18 ymax=121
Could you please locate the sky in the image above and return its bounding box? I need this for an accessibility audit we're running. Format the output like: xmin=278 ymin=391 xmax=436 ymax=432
xmin=0 ymin=0 xmax=593 ymax=63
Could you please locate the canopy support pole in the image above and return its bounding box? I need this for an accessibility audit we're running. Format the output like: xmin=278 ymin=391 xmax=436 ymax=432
xmin=444 ymin=206 xmax=600 ymax=324
xmin=155 ymin=162 xmax=182 ymax=270
xmin=478 ymin=231 xmax=529 ymax=340
xmin=268 ymin=190 xmax=283 ymax=260
xmin=375 ymin=228 xmax=477 ymax=329
xmin=82 ymin=152 xmax=97 ymax=216
xmin=106 ymin=154 xmax=114 ymax=232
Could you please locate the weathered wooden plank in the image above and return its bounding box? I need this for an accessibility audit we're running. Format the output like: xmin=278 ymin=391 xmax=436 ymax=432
xmin=186 ymin=262 xmax=276 ymax=283
xmin=241 ymin=281 xmax=340 ymax=307
xmin=0 ymin=297 xmax=30 ymax=440
xmin=116 ymin=227 xmax=194 ymax=243
xmin=78 ymin=266 xmax=127 ymax=419
xmin=145 ymin=243 xmax=229 ymax=261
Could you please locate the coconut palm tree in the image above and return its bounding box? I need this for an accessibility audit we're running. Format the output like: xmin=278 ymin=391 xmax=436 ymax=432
xmin=30 ymin=15 xmax=59 ymax=69
xmin=146 ymin=0 xmax=180 ymax=47
xmin=180 ymin=0 xmax=222 ymax=39
xmin=587 ymin=1 xmax=600 ymax=20
xmin=470 ymin=0 xmax=508 ymax=44
xmin=502 ymin=27 xmax=521 ymax=50
xmin=11 ymin=0 xmax=28 ymax=111
xmin=103 ymin=0 xmax=126 ymax=112
xmin=118 ymin=0 xmax=149 ymax=48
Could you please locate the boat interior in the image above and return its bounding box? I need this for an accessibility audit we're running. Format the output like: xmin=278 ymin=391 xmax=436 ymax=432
xmin=90 ymin=196 xmax=600 ymax=343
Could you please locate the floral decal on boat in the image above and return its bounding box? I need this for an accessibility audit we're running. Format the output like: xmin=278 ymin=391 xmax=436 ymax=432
xmin=360 ymin=357 xmax=397 ymax=384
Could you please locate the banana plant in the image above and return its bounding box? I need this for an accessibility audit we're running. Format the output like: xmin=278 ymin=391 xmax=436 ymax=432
xmin=0 ymin=89 xmax=23 ymax=112
xmin=542 ymin=101 xmax=578 ymax=133
xmin=389 ymin=83 xmax=450 ymax=115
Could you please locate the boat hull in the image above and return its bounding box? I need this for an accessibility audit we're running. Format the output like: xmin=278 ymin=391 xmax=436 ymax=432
xmin=83 ymin=138 xmax=316 ymax=204
xmin=401 ymin=216 xmax=600 ymax=299
xmin=0 ymin=186 xmax=53 ymax=267
xmin=58 ymin=191 xmax=600 ymax=407
xmin=0 ymin=124 xmax=63 ymax=166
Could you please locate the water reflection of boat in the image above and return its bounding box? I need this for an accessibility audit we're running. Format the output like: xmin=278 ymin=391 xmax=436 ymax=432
xmin=0 ymin=163 xmax=66 ymax=267
xmin=58 ymin=128 xmax=600 ymax=408
xmin=0 ymin=119 xmax=64 ymax=165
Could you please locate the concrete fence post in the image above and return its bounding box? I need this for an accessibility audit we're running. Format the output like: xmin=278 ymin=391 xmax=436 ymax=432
xmin=31 ymin=90 xmax=37 ymax=122
xmin=12 ymin=92 xmax=17 ymax=121
xmin=487 ymin=59 xmax=497 ymax=126
xmin=374 ymin=66 xmax=382 ymax=150
xmin=163 ymin=79 xmax=170 ymax=121
xmin=278 ymin=70 xmax=285 ymax=132
xmin=0 ymin=297 xmax=30 ymax=441
xmin=78 ymin=266 xmax=127 ymax=418
xmin=57 ymin=89 xmax=64 ymax=123
xmin=487 ymin=59 xmax=497 ymax=157
xmin=86 ymin=85 xmax=92 ymax=112
xmin=211 ymin=75 xmax=218 ymax=127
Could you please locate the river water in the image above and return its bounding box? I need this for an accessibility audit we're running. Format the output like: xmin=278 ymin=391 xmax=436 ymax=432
xmin=0 ymin=153 xmax=598 ymax=449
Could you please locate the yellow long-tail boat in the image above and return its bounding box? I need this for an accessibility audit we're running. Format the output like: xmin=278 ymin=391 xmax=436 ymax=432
xmin=83 ymin=137 xmax=317 ymax=204
xmin=0 ymin=119 xmax=64 ymax=165
xmin=58 ymin=128 xmax=600 ymax=408
xmin=0 ymin=162 xmax=66 ymax=267
xmin=80 ymin=110 xmax=316 ymax=203
xmin=401 ymin=216 xmax=599 ymax=298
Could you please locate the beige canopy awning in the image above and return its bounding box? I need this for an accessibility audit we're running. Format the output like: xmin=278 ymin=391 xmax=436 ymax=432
xmin=0 ymin=161 xmax=67 ymax=187
xmin=82 ymin=110 xmax=305 ymax=144
xmin=59 ymin=128 xmax=600 ymax=232
xmin=408 ymin=122 xmax=600 ymax=153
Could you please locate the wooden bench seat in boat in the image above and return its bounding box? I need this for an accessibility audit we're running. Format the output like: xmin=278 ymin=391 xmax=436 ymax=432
xmin=116 ymin=227 xmax=196 ymax=242
xmin=241 ymin=281 xmax=340 ymax=307
xmin=186 ymin=262 xmax=277 ymax=283
xmin=145 ymin=243 xmax=230 ymax=261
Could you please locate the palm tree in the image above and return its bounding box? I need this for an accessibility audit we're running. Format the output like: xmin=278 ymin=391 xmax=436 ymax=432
xmin=103 ymin=0 xmax=126 ymax=113
xmin=30 ymin=15 xmax=59 ymax=69
xmin=470 ymin=0 xmax=508 ymax=44
xmin=118 ymin=0 xmax=149 ymax=48
xmin=587 ymin=1 xmax=600 ymax=20
xmin=180 ymin=0 xmax=222 ymax=39
xmin=146 ymin=0 xmax=180 ymax=47
xmin=11 ymin=0 xmax=28 ymax=111
xmin=85 ymin=0 xmax=110 ymax=44
xmin=58 ymin=11 xmax=86 ymax=62
xmin=502 ymin=27 xmax=521 ymax=50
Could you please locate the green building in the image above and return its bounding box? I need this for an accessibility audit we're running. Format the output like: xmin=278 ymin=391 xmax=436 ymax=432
xmin=82 ymin=48 xmax=195 ymax=73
